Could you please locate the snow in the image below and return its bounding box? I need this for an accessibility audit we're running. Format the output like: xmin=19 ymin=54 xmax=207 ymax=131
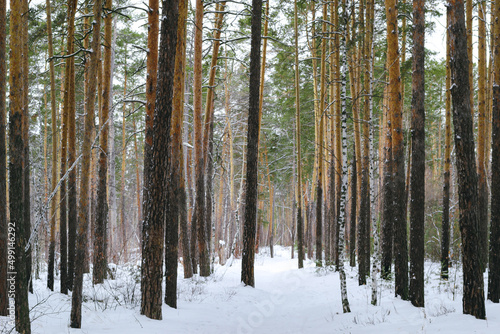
xmin=1 ymin=247 xmax=499 ymax=333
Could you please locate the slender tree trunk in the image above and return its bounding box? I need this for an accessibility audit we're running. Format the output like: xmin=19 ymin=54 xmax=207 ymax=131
xmin=241 ymin=0 xmax=263 ymax=287
xmin=386 ymin=0 xmax=408 ymax=299
xmin=70 ymin=0 xmax=101 ymax=327
xmin=172 ymin=0 xmax=192 ymax=281
xmin=477 ymin=0 xmax=488 ymax=273
xmin=108 ymin=18 xmax=118 ymax=264
xmin=141 ymin=0 xmax=179 ymax=319
xmin=489 ymin=0 xmax=500 ymax=303
xmin=409 ymin=0 xmax=426 ymax=308
xmin=120 ymin=66 xmax=128 ymax=264
xmin=315 ymin=1 xmax=328 ymax=267
xmin=441 ymin=20 xmax=452 ymax=280
xmin=66 ymin=0 xmax=78 ymax=291
xmin=141 ymin=0 xmax=159 ymax=295
xmin=94 ymin=0 xmax=113 ymax=284
xmin=45 ymin=0 xmax=58 ymax=293
xmin=191 ymin=0 xmax=204 ymax=275
xmin=294 ymin=0 xmax=304 ymax=267
xmin=448 ymin=0 xmax=486 ymax=319
xmin=338 ymin=2 xmax=351 ymax=311
xmin=0 ymin=0 xmax=6 ymax=315
xmin=9 ymin=0 xmax=30 ymax=330
xmin=351 ymin=146 xmax=357 ymax=270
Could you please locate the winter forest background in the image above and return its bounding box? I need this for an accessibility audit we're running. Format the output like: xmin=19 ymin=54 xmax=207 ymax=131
xmin=1 ymin=0 xmax=500 ymax=333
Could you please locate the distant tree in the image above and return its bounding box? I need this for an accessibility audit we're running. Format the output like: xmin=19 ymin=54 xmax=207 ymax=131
xmin=441 ymin=15 xmax=452 ymax=280
xmin=45 ymin=0 xmax=58 ymax=292
xmin=241 ymin=0 xmax=263 ymax=287
xmin=294 ymin=0 xmax=304 ymax=269
xmin=448 ymin=0 xmax=486 ymax=320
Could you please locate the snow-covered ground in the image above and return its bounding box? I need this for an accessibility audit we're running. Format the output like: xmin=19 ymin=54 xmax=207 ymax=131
xmin=1 ymin=246 xmax=499 ymax=333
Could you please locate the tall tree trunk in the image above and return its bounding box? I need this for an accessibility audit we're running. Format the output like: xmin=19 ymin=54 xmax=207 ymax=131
xmin=441 ymin=20 xmax=452 ymax=280
xmin=94 ymin=0 xmax=113 ymax=284
xmin=0 ymin=0 xmax=6 ymax=315
xmin=9 ymin=0 xmax=30 ymax=330
xmin=241 ymin=0 xmax=263 ymax=287
xmin=359 ymin=0 xmax=372 ymax=279
xmin=294 ymin=0 xmax=304 ymax=267
xmin=351 ymin=145 xmax=357 ymax=270
xmin=489 ymin=0 xmax=500 ymax=303
xmin=141 ymin=0 xmax=159 ymax=294
xmin=108 ymin=18 xmax=118 ymax=264
xmin=315 ymin=1 xmax=328 ymax=267
xmin=409 ymin=0 xmax=425 ymax=308
xmin=386 ymin=0 xmax=408 ymax=300
xmin=448 ymin=0 xmax=486 ymax=319
xmin=45 ymin=0 xmax=57 ymax=293
xmin=477 ymin=0 xmax=488 ymax=272
xmin=141 ymin=0 xmax=179 ymax=319
xmin=22 ymin=0 xmax=32 ymax=295
xmin=70 ymin=0 xmax=101 ymax=327
xmin=191 ymin=0 xmax=203 ymax=275
xmin=172 ymin=0 xmax=192 ymax=281
xmin=120 ymin=66 xmax=128 ymax=264
xmin=338 ymin=2 xmax=351 ymax=311
xmin=66 ymin=0 xmax=78 ymax=291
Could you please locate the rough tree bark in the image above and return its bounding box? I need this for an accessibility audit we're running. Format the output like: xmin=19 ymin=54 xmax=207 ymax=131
xmin=10 ymin=0 xmax=30 ymax=330
xmin=66 ymin=0 xmax=78 ymax=291
xmin=70 ymin=0 xmax=101 ymax=327
xmin=94 ymin=0 xmax=113 ymax=284
xmin=448 ymin=0 xmax=486 ymax=319
xmin=141 ymin=0 xmax=179 ymax=319
xmin=488 ymin=0 xmax=500 ymax=303
xmin=477 ymin=0 xmax=488 ymax=273
xmin=409 ymin=0 xmax=425 ymax=308
xmin=241 ymin=0 xmax=262 ymax=288
xmin=172 ymin=0 xmax=192 ymax=282
xmin=191 ymin=0 xmax=203 ymax=275
xmin=386 ymin=0 xmax=408 ymax=300
xmin=141 ymin=0 xmax=159 ymax=297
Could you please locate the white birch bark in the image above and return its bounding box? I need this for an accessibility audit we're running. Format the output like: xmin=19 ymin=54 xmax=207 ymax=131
xmin=338 ymin=0 xmax=350 ymax=313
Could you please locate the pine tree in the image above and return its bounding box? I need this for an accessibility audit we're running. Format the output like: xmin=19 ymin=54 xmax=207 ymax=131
xmin=70 ymin=0 xmax=101 ymax=327
xmin=386 ymin=0 xmax=408 ymax=300
xmin=9 ymin=0 xmax=30 ymax=330
xmin=94 ymin=0 xmax=113 ymax=284
xmin=488 ymin=0 xmax=500 ymax=303
xmin=409 ymin=0 xmax=425 ymax=308
xmin=141 ymin=0 xmax=179 ymax=319
xmin=241 ymin=0 xmax=263 ymax=287
xmin=448 ymin=0 xmax=486 ymax=319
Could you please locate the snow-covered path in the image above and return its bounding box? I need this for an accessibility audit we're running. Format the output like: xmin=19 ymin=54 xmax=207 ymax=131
xmin=1 ymin=246 xmax=499 ymax=333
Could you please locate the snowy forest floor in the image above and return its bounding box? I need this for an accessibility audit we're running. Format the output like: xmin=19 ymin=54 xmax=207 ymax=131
xmin=1 ymin=246 xmax=499 ymax=333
